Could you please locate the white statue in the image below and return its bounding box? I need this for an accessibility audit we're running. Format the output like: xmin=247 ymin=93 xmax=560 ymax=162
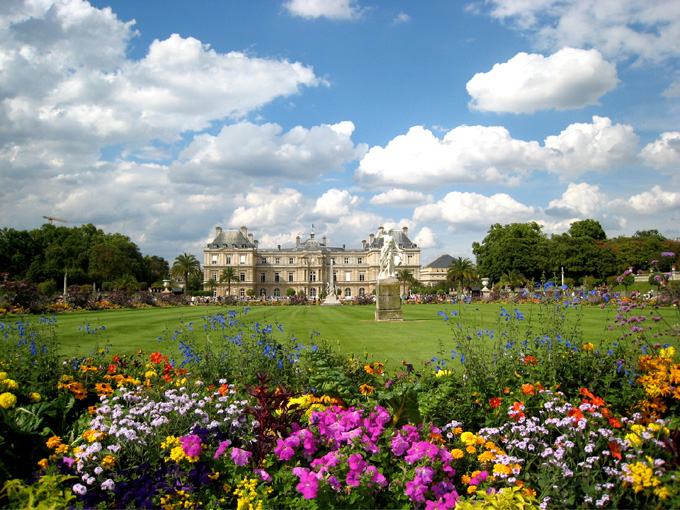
xmin=377 ymin=227 xmax=402 ymax=279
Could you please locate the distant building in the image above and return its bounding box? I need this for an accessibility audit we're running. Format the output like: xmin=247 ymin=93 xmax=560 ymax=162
xmin=203 ymin=226 xmax=420 ymax=299
xmin=420 ymin=254 xmax=454 ymax=287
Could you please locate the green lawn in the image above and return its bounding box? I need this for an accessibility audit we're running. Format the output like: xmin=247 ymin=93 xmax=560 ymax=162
xmin=34 ymin=302 xmax=680 ymax=368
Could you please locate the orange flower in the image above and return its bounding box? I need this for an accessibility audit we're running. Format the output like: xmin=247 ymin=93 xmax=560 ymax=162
xmin=359 ymin=384 xmax=374 ymax=395
xmin=509 ymin=401 xmax=525 ymax=422
xmin=521 ymin=384 xmax=535 ymax=396
xmin=568 ymin=407 xmax=585 ymax=425
xmin=150 ymin=352 xmax=166 ymax=364
xmin=608 ymin=440 xmax=622 ymax=460
xmin=523 ymin=356 xmax=538 ymax=367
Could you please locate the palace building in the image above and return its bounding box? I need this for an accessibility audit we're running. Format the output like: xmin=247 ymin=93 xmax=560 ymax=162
xmin=203 ymin=226 xmax=421 ymax=299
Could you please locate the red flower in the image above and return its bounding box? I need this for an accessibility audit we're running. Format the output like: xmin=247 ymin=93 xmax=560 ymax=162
xmin=509 ymin=401 xmax=525 ymax=422
xmin=150 ymin=352 xmax=166 ymax=364
xmin=107 ymin=364 xmax=117 ymax=374
xmin=489 ymin=397 xmax=501 ymax=408
xmin=523 ymin=356 xmax=538 ymax=367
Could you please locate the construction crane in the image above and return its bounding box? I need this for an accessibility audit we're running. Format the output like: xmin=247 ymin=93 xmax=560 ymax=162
xmin=42 ymin=216 xmax=67 ymax=225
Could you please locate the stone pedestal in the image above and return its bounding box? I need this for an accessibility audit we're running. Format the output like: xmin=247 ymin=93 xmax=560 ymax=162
xmin=375 ymin=277 xmax=403 ymax=321
xmin=321 ymin=292 xmax=342 ymax=306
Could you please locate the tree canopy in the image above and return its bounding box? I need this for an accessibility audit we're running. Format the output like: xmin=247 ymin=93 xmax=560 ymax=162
xmin=0 ymin=224 xmax=169 ymax=289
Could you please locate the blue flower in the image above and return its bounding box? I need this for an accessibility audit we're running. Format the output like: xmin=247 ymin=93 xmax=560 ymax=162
xmin=437 ymin=310 xmax=448 ymax=321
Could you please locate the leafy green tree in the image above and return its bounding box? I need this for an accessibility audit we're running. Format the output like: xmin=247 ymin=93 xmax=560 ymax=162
xmin=113 ymin=274 xmax=141 ymax=294
xmin=171 ymin=253 xmax=202 ymax=295
xmin=446 ymin=257 xmax=479 ymax=294
xmin=143 ymin=255 xmax=169 ymax=286
xmin=497 ymin=269 xmax=527 ymax=291
xmin=472 ymin=222 xmax=548 ymax=283
xmin=219 ymin=267 xmax=239 ymax=296
xmin=568 ymin=219 xmax=606 ymax=240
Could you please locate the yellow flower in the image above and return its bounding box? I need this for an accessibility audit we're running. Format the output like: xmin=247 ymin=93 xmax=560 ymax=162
xmin=478 ymin=450 xmax=496 ymax=463
xmin=654 ymin=486 xmax=671 ymax=499
xmin=451 ymin=449 xmax=465 ymax=459
xmin=460 ymin=431 xmax=477 ymax=446
xmin=28 ymin=392 xmax=41 ymax=403
xmin=46 ymin=436 xmax=62 ymax=449
xmin=626 ymin=433 xmax=643 ymax=448
xmin=1 ymin=379 xmax=19 ymax=391
xmin=461 ymin=475 xmax=471 ymax=485
xmin=582 ymin=342 xmax=595 ymax=351
xmin=0 ymin=392 xmax=17 ymax=409
xmin=37 ymin=458 xmax=49 ymax=469
xmin=466 ymin=445 xmax=477 ymax=454
xmin=467 ymin=485 xmax=478 ymax=494
xmin=523 ymin=488 xmax=537 ymax=497
xmin=0 ymin=372 xmax=6 ymax=380
xmin=453 ymin=427 xmax=463 ymax=435
xmin=359 ymin=384 xmax=374 ymax=395
xmin=493 ymin=464 xmax=513 ymax=476
xmin=101 ymin=455 xmax=116 ymax=469
xmin=435 ymin=370 xmax=452 ymax=377
xmin=660 ymin=346 xmax=675 ymax=360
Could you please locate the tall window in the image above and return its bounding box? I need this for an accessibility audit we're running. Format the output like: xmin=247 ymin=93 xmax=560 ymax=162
xmin=407 ymin=255 xmax=413 ymax=264
xmin=239 ymin=288 xmax=245 ymax=297
xmin=274 ymin=288 xmax=280 ymax=297
xmin=240 ymin=255 xmax=246 ymax=264
xmin=289 ymin=257 xmax=294 ymax=264
xmin=260 ymin=288 xmax=266 ymax=297
xmin=344 ymin=257 xmax=349 ymax=264
xmin=275 ymin=257 xmax=280 ymax=264
xmin=358 ymin=257 xmax=363 ymax=264
xmin=310 ymin=271 xmax=316 ymax=282
xmin=261 ymin=257 xmax=267 ymax=264
xmin=359 ymin=288 xmax=365 ymax=296
xmin=226 ymin=255 xmax=231 ymax=264
xmin=212 ymin=255 xmax=217 ymax=264
xmin=345 ymin=271 xmax=351 ymax=282
xmin=359 ymin=273 xmax=365 ymax=282
xmin=345 ymin=288 xmax=352 ymax=297
xmin=288 ymin=272 xmax=294 ymax=282
xmin=274 ymin=272 xmax=280 ymax=282
xmin=211 ymin=271 xmax=217 ymax=281
xmin=240 ymin=272 xmax=246 ymax=282
xmin=310 ymin=288 xmax=317 ymax=298
xmin=260 ymin=272 xmax=266 ymax=282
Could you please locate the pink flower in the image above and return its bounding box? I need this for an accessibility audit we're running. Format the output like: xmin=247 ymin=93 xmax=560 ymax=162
xmin=274 ymin=438 xmax=296 ymax=461
xmin=179 ymin=434 xmax=202 ymax=457
xmin=391 ymin=435 xmax=410 ymax=456
xmin=405 ymin=480 xmax=427 ymax=502
xmin=230 ymin=447 xmax=252 ymax=466
xmin=213 ymin=440 xmax=231 ymax=459
xmin=254 ymin=468 xmax=272 ymax=482
xmin=366 ymin=465 xmax=387 ymax=487
xmin=415 ymin=466 xmax=435 ymax=484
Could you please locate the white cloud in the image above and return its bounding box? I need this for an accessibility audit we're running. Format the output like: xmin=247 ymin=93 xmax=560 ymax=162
xmin=170 ymin=121 xmax=366 ymax=185
xmin=356 ymin=125 xmax=545 ymax=189
xmin=623 ymin=185 xmax=680 ymax=214
xmin=369 ymin=189 xmax=433 ymax=206
xmin=393 ymin=13 xmax=411 ymax=24
xmin=484 ymin=0 xmax=680 ymax=63
xmin=0 ymin=1 xmax=323 ymax=177
xmin=466 ymin=48 xmax=618 ymax=114
xmin=413 ymin=227 xmax=437 ymax=248
xmin=546 ymin=182 xmax=607 ymax=217
xmin=284 ymin=0 xmax=362 ymax=20
xmin=544 ymin=116 xmax=639 ymax=179
xmin=229 ymin=188 xmax=309 ymax=228
xmin=639 ymin=132 xmax=680 ymax=170
xmin=662 ymin=76 xmax=680 ymax=98
xmin=312 ymin=188 xmax=361 ymax=219
xmin=413 ymin=191 xmax=535 ymax=228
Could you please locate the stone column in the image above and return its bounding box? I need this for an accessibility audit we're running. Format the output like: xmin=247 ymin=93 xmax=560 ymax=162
xmin=375 ymin=277 xmax=403 ymax=321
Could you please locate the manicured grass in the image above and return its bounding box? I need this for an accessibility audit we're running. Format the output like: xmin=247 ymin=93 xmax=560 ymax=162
xmin=39 ymin=302 xmax=680 ymax=368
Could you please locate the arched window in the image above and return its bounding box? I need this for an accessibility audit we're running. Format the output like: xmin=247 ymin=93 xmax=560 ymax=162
xmin=310 ymin=288 xmax=317 ymax=298
xmin=259 ymin=288 xmax=266 ymax=297
xmin=359 ymin=288 xmax=365 ymax=296
xmin=345 ymin=288 xmax=352 ymax=297
xmin=239 ymin=288 xmax=245 ymax=297
xmin=273 ymin=288 xmax=280 ymax=297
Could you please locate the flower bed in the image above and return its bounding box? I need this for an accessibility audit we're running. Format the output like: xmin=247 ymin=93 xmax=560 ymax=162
xmin=0 ymin=301 xmax=679 ymax=508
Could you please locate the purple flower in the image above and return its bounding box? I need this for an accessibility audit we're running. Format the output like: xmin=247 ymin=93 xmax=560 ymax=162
xmin=254 ymin=468 xmax=272 ymax=482
xmin=405 ymin=480 xmax=427 ymax=502
xmin=391 ymin=435 xmax=410 ymax=456
xmin=415 ymin=466 xmax=435 ymax=484
xmin=72 ymin=483 xmax=87 ymax=496
xmin=230 ymin=447 xmax=252 ymax=466
xmin=661 ymin=252 xmax=675 ymax=257
xmin=293 ymin=467 xmax=319 ymax=499
xmin=366 ymin=465 xmax=387 ymax=487
xmin=469 ymin=470 xmax=488 ymax=485
xmin=348 ymin=453 xmax=367 ymax=472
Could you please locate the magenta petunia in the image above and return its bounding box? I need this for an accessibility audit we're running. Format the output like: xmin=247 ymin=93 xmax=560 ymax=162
xmin=230 ymin=447 xmax=252 ymax=466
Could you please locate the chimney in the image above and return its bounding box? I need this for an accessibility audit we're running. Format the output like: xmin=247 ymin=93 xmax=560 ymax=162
xmin=369 ymin=233 xmax=375 ymax=244
xmin=402 ymin=226 xmax=409 ymax=236
xmin=241 ymin=226 xmax=247 ymax=237
xmin=248 ymin=233 xmax=253 ymax=244
xmin=296 ymin=236 xmax=300 ymax=247
xmin=362 ymin=240 xmax=366 ymax=249
xmin=215 ymin=226 xmax=222 ymax=236
xmin=278 ymin=244 xmax=281 ymax=250
xmin=322 ymin=236 xmax=326 ymax=245
xmin=254 ymin=240 xmax=258 ymax=248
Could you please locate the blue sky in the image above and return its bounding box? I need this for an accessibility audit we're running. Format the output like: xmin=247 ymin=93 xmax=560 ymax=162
xmin=1 ymin=0 xmax=679 ymax=268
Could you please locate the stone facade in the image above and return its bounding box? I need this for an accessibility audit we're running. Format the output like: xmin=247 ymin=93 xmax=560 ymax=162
xmin=203 ymin=226 xmax=421 ymax=300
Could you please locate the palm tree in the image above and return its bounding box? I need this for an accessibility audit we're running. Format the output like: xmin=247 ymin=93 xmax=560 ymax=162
xmin=446 ymin=257 xmax=478 ymax=295
xmin=396 ymin=268 xmax=413 ymax=297
xmin=113 ymin=273 xmax=141 ymax=294
xmin=219 ymin=267 xmax=239 ymax=296
xmin=171 ymin=252 xmax=201 ymax=295
xmin=498 ymin=269 xmax=527 ymax=292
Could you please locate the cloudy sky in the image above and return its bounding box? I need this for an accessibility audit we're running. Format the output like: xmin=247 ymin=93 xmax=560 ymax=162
xmin=1 ymin=0 xmax=679 ymax=266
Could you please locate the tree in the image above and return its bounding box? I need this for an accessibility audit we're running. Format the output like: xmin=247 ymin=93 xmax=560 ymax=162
xmin=472 ymin=222 xmax=548 ymax=284
xmin=171 ymin=253 xmax=202 ymax=295
xmin=112 ymin=274 xmax=141 ymax=294
xmin=396 ymin=269 xmax=414 ymax=296
xmin=446 ymin=257 xmax=478 ymax=294
xmin=568 ymin=219 xmax=606 ymax=240
xmin=219 ymin=267 xmax=239 ymax=296
xmin=497 ymin=269 xmax=527 ymax=291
